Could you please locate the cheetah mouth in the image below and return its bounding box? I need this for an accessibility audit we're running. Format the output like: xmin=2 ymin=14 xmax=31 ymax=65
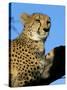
xmin=39 ymin=32 xmax=49 ymax=39
xmin=41 ymin=28 xmax=50 ymax=38
xmin=29 ymin=31 xmax=49 ymax=41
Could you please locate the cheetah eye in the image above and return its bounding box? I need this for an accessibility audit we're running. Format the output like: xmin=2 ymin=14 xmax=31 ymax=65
xmin=35 ymin=19 xmax=40 ymax=22
xmin=47 ymin=21 xmax=50 ymax=24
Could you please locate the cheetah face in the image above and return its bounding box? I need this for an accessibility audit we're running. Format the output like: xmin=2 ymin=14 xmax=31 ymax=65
xmin=21 ymin=13 xmax=51 ymax=41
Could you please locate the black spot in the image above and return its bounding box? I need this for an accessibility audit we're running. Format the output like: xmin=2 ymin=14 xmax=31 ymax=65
xmin=35 ymin=62 xmax=37 ymax=64
xmin=16 ymin=63 xmax=18 ymax=65
xmin=19 ymin=46 xmax=21 ymax=49
xmin=18 ymin=56 xmax=20 ymax=59
xmin=31 ymin=72 xmax=34 ymax=75
xmin=33 ymin=57 xmax=35 ymax=59
xmin=30 ymin=79 xmax=33 ymax=82
xmin=15 ymin=55 xmax=17 ymax=57
xmin=26 ymin=77 xmax=29 ymax=80
xmin=29 ymin=73 xmax=31 ymax=76
xmin=13 ymin=49 xmax=15 ymax=52
xmin=25 ymin=49 xmax=27 ymax=52
xmin=20 ymin=56 xmax=22 ymax=58
xmin=28 ymin=59 xmax=30 ymax=61
xmin=28 ymin=70 xmax=30 ymax=73
xmin=16 ymin=52 xmax=18 ymax=54
xmin=26 ymin=54 xmax=29 ymax=57
xmin=32 ymin=53 xmax=34 ymax=55
xmin=23 ymin=66 xmax=25 ymax=68
xmin=22 ymin=68 xmax=24 ymax=70
xmin=30 ymin=57 xmax=31 ymax=59
xmin=34 ymin=75 xmax=36 ymax=79
xmin=22 ymin=49 xmax=24 ymax=51
xmin=37 ymin=66 xmax=39 ymax=69
xmin=27 ymin=65 xmax=29 ymax=67
xmin=26 ymin=60 xmax=28 ymax=62
xmin=36 ymin=56 xmax=37 ymax=59
xmin=18 ymin=72 xmax=20 ymax=75
xmin=24 ymin=81 xmax=28 ymax=84
xmin=31 ymin=68 xmax=32 ymax=70
xmin=23 ymin=61 xmax=25 ymax=64
xmin=12 ymin=54 xmax=14 ymax=57
xmin=23 ymin=76 xmax=25 ymax=79
xmin=31 ymin=61 xmax=33 ymax=64
xmin=26 ymin=67 xmax=28 ymax=69
xmin=34 ymin=68 xmax=36 ymax=70
xmin=17 ymin=48 xmax=18 ymax=50
xmin=25 ymin=73 xmax=27 ymax=76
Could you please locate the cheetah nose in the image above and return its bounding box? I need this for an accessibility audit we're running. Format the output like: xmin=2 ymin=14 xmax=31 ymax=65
xmin=43 ymin=28 xmax=49 ymax=32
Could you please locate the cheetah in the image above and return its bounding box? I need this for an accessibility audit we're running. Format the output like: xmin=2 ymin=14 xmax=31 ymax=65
xmin=9 ymin=13 xmax=51 ymax=87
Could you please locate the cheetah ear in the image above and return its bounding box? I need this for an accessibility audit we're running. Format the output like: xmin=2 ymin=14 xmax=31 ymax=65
xmin=20 ymin=13 xmax=30 ymax=24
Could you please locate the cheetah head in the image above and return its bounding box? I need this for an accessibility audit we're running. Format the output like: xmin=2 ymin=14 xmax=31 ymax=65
xmin=20 ymin=13 xmax=51 ymax=41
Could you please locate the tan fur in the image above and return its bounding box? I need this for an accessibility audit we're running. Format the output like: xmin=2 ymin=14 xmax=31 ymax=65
xmin=9 ymin=13 xmax=51 ymax=87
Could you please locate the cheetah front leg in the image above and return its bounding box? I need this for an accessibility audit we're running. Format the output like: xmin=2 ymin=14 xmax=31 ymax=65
xmin=41 ymin=54 xmax=53 ymax=79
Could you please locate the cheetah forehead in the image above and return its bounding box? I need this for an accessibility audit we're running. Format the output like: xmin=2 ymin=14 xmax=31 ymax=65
xmin=20 ymin=13 xmax=50 ymax=24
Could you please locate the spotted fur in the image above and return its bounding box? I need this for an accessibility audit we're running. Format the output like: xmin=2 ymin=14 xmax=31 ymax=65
xmin=9 ymin=13 xmax=51 ymax=87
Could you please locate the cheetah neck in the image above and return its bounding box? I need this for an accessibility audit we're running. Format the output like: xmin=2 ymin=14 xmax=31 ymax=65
xmin=18 ymin=32 xmax=45 ymax=55
xmin=16 ymin=32 xmax=45 ymax=59
xmin=19 ymin=32 xmax=44 ymax=44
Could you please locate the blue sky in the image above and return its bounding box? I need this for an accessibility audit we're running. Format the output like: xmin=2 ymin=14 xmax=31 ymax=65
xmin=9 ymin=3 xmax=65 ymax=84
